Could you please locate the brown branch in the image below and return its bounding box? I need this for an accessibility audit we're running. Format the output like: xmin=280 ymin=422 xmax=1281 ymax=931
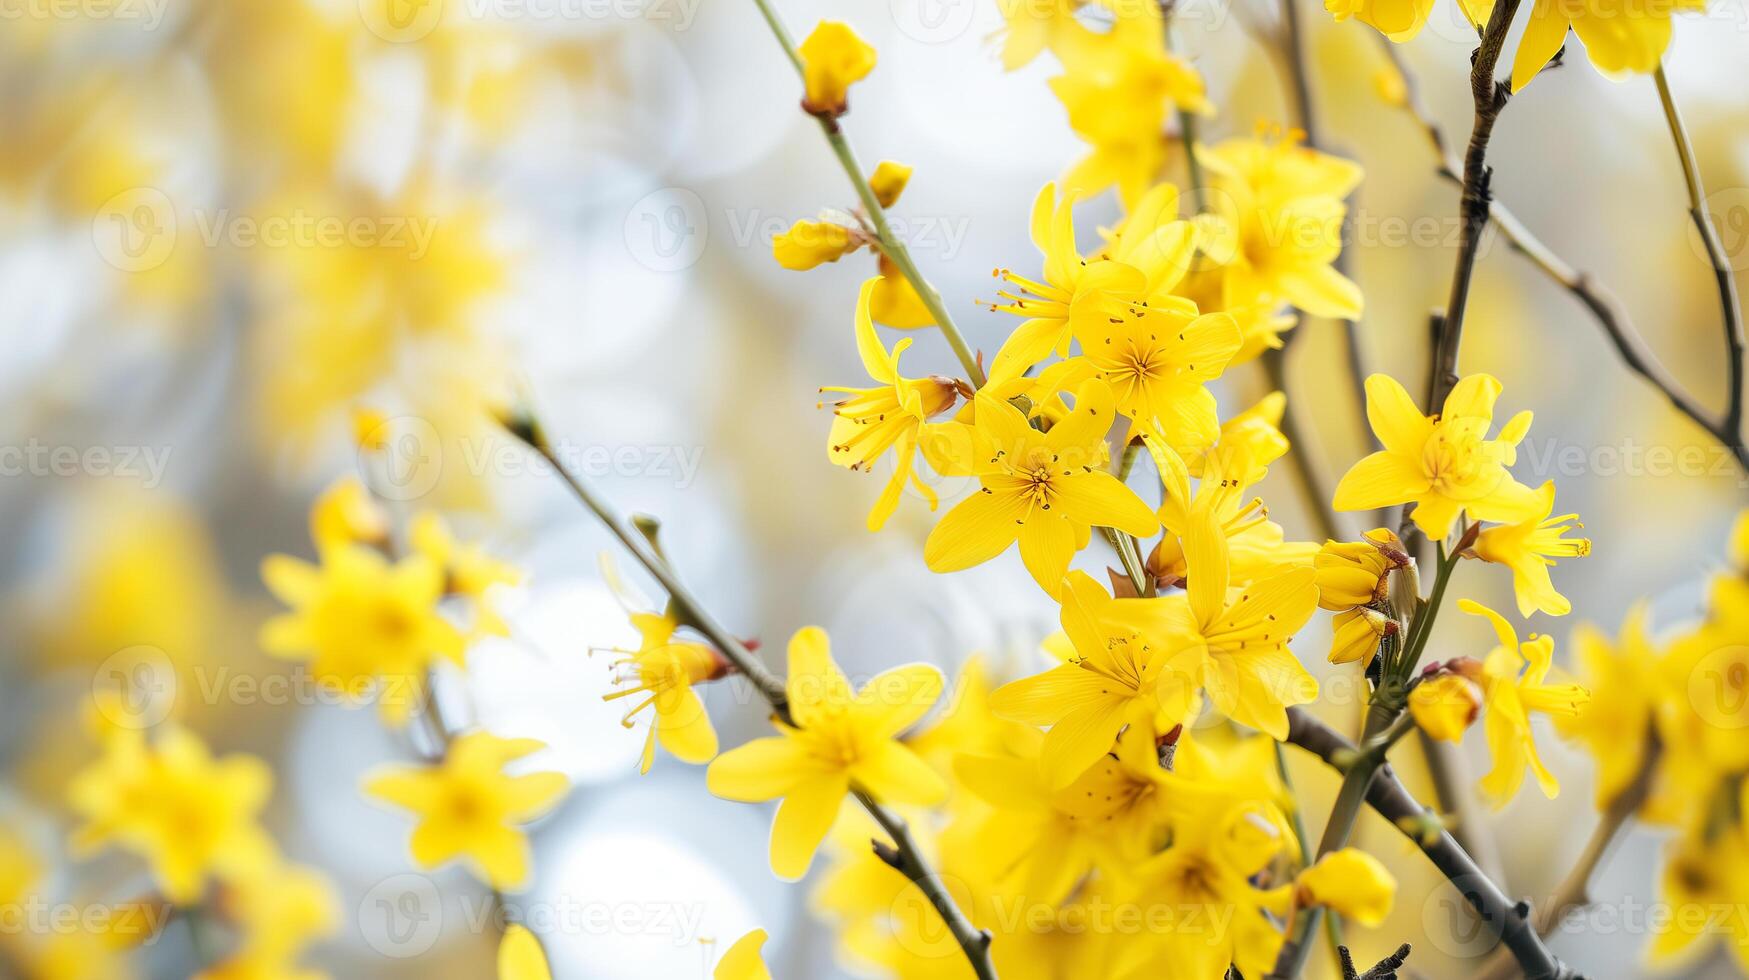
xmin=1284 ymin=708 xmax=1582 ymax=980
xmin=1427 ymin=0 xmax=1523 ymax=410
xmin=1377 ymin=39 xmax=1749 ymax=471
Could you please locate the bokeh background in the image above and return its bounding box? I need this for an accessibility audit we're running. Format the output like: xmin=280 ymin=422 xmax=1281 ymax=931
xmin=1 ymin=0 xmax=1746 ymax=976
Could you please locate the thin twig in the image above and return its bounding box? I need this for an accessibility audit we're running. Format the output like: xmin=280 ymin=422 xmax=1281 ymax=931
xmin=749 ymin=0 xmax=985 ymax=386
xmin=1654 ymin=64 xmax=1746 ymax=453
xmin=504 ymin=414 xmax=999 ymax=980
xmin=1284 ymin=709 xmax=1581 ymax=980
xmin=1261 ymin=347 xmax=1345 ymax=542
xmin=1377 ymin=39 xmax=1749 ymax=471
xmin=1427 ymin=0 xmax=1523 ymax=410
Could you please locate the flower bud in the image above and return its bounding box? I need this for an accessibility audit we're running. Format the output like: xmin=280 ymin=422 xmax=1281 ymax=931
xmin=1329 ymin=606 xmax=1396 ymax=667
xmin=1409 ymin=672 xmax=1483 ymax=742
xmin=772 ymin=219 xmax=859 ymax=270
xmin=869 ymin=160 xmax=912 ymax=208
xmin=797 ymin=22 xmax=875 ymax=118
xmin=1313 ymin=528 xmax=1406 ymax=611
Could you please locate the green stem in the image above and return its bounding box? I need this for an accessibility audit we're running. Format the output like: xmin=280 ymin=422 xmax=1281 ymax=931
xmin=750 ymin=0 xmax=986 ymax=387
xmin=1397 ymin=541 xmax=1456 ymax=675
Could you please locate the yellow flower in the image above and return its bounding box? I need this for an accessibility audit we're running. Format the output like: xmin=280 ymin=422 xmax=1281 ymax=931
xmin=1325 ymin=0 xmax=1437 ymax=41
xmin=822 ymin=278 xmax=963 ymax=530
xmin=1472 ymin=481 xmax=1590 ymax=617
xmin=1314 ymin=529 xmax=1406 ymax=611
xmin=498 ymin=924 xmax=552 ymax=980
xmin=987 ymin=184 xmax=1153 ymax=383
xmin=1460 ymin=600 xmax=1591 ymax=806
xmin=1555 ymin=605 xmax=1661 ymax=809
xmin=1330 ymin=607 xmax=1397 ymax=667
xmin=989 ymin=571 xmax=1199 ymax=786
xmin=868 ymin=161 xmax=912 ymax=208
xmin=68 ymin=726 xmax=275 ymax=904
xmin=1487 ymin=0 xmax=1701 ymax=92
xmin=797 ymin=22 xmax=876 ymax=116
xmin=923 ymin=380 xmax=1158 ymax=596
xmin=365 ymin=732 xmax=569 ymax=892
xmin=1161 ymin=464 xmax=1321 ymax=738
xmin=1294 ymin=848 xmax=1397 ymax=927
xmin=1199 ymin=133 xmax=1365 ymax=319
xmin=772 ymin=219 xmax=860 ymax=271
xmin=410 ymin=510 xmax=523 ymax=637
xmin=598 ymin=554 xmax=726 ymax=774
xmin=955 ymin=725 xmax=1202 ymax=898
xmin=260 ymin=543 xmax=465 ymax=727
xmin=1335 ymin=373 xmax=1541 ymax=539
xmin=714 ymin=928 xmax=773 ymax=980
xmin=1077 ymin=301 xmax=1243 ymax=451
xmin=1410 ymin=670 xmax=1485 ymax=742
xmin=705 ymin=627 xmax=947 ymax=879
xmin=1112 ymin=797 xmax=1288 ymax=980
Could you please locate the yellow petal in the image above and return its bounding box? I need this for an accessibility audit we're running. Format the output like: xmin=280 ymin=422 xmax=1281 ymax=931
xmin=499 ymin=924 xmax=552 ymax=980
xmin=1333 ymin=451 xmax=1430 ymax=511
xmin=1297 ymin=848 xmax=1396 ymax=927
xmin=924 ymin=487 xmax=1026 ymax=571
xmin=852 ymin=663 xmax=945 ymax=740
xmin=787 ymin=626 xmax=852 ymax=727
xmin=852 ymin=740 xmax=948 ymax=806
xmin=1363 ymin=374 xmax=1432 ymax=454
xmin=656 ymin=687 xmax=720 ymax=764
xmin=706 ymin=737 xmax=815 ymax=802
xmin=769 ymin=774 xmax=849 ymax=880
xmin=714 ymin=929 xmax=773 ymax=980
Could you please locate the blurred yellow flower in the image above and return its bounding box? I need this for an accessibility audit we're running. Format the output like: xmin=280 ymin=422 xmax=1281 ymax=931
xmin=68 ymin=727 xmax=275 ymax=904
xmin=1489 ymin=0 xmax=1702 ymax=92
xmin=409 ymin=511 xmax=524 ymax=637
xmin=1294 ymin=848 xmax=1397 ymax=926
xmin=1472 ymin=481 xmax=1591 ymax=617
xmin=1556 ymin=605 xmax=1661 ymax=808
xmin=260 ymin=544 xmax=465 ymax=727
xmin=1459 ymin=600 xmax=1591 ymax=806
xmin=705 ymin=627 xmax=946 ymax=880
xmin=923 ymin=380 xmax=1158 ymax=595
xmin=1410 ymin=670 xmax=1485 ymax=742
xmin=198 ymin=858 xmax=337 ymax=980
xmin=498 ymin=924 xmax=552 ymax=980
xmin=822 ymin=278 xmax=963 ymax=530
xmin=1335 ymin=373 xmax=1540 ymax=538
xmin=1325 ymin=0 xmax=1437 ymax=42
xmin=797 ymin=22 xmax=876 ymax=116
xmin=310 ymin=477 xmax=391 ymax=557
xmin=1200 ymin=133 xmax=1364 ymax=320
xmin=366 ymin=732 xmax=569 ymax=892
xmin=714 ymin=929 xmax=773 ymax=980
xmin=868 ymin=161 xmax=913 ymax=208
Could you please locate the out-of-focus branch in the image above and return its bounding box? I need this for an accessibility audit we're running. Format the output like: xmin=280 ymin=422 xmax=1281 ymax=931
xmin=1377 ymin=39 xmax=1749 ymax=472
xmin=1654 ymin=64 xmax=1746 ymax=463
xmin=503 ymin=412 xmax=998 ymax=980
xmin=1473 ymin=732 xmax=1662 ymax=980
xmin=1284 ymin=708 xmax=1582 ymax=980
